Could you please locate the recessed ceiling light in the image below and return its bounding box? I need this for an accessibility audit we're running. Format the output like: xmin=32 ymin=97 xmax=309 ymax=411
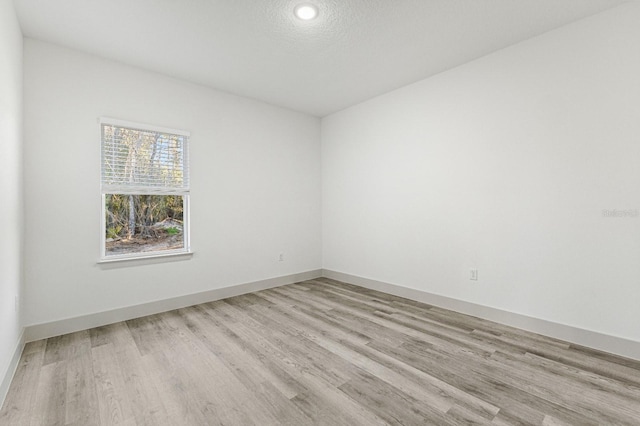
xmin=294 ymin=4 xmax=319 ymax=21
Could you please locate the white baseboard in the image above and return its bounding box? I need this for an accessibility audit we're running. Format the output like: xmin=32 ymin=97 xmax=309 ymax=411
xmin=25 ymin=269 xmax=322 ymax=342
xmin=0 ymin=329 xmax=25 ymax=410
xmin=21 ymin=267 xmax=640 ymax=361
xmin=322 ymin=269 xmax=640 ymax=361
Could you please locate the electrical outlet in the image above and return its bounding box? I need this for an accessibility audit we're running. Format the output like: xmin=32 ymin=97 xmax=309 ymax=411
xmin=470 ymin=269 xmax=478 ymax=281
xmin=279 ymin=253 xmax=284 ymax=262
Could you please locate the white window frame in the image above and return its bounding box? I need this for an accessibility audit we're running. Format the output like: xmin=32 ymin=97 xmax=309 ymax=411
xmin=99 ymin=117 xmax=191 ymax=262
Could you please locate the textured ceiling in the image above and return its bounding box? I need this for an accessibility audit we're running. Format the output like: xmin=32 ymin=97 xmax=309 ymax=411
xmin=15 ymin=0 xmax=628 ymax=116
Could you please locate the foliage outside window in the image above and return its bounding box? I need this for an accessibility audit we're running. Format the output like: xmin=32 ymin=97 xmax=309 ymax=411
xmin=100 ymin=118 xmax=190 ymax=260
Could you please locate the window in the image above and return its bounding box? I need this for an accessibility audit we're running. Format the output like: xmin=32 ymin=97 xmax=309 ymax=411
xmin=100 ymin=118 xmax=190 ymax=261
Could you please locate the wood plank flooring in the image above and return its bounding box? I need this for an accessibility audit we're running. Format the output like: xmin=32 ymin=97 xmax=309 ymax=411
xmin=2 ymin=277 xmax=640 ymax=425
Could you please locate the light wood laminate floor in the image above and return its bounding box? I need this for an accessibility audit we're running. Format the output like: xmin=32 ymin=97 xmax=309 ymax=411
xmin=2 ymin=278 xmax=640 ymax=425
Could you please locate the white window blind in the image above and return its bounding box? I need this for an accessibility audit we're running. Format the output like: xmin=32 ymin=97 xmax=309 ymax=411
xmin=101 ymin=119 xmax=190 ymax=195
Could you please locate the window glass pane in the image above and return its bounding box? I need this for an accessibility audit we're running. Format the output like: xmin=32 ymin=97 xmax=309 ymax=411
xmin=102 ymin=124 xmax=188 ymax=191
xmin=105 ymin=194 xmax=185 ymax=256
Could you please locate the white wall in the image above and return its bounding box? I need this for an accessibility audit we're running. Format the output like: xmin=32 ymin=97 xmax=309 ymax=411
xmin=322 ymin=2 xmax=640 ymax=343
xmin=0 ymin=0 xmax=24 ymax=397
xmin=23 ymin=39 xmax=321 ymax=327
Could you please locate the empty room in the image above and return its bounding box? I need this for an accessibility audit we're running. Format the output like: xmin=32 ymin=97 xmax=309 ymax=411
xmin=1 ymin=0 xmax=640 ymax=424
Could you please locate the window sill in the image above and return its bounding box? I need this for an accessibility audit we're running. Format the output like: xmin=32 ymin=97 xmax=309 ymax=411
xmin=97 ymin=250 xmax=193 ymax=268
